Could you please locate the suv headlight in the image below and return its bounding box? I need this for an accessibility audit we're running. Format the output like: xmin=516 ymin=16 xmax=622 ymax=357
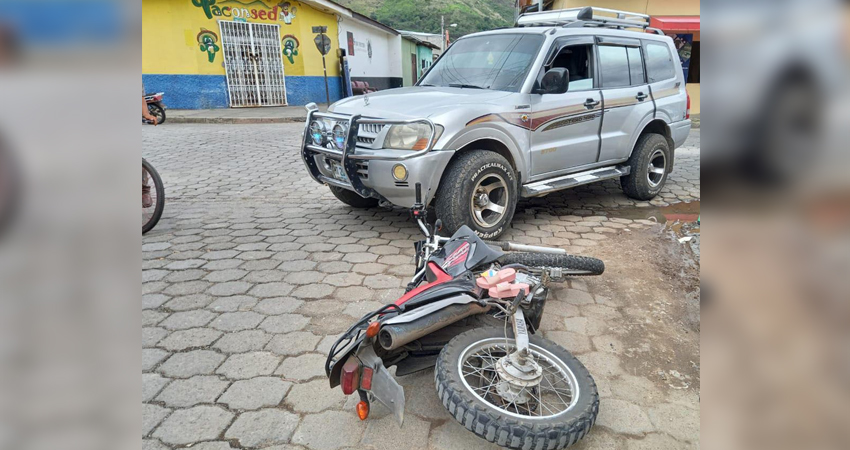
xmin=384 ymin=123 xmax=444 ymax=150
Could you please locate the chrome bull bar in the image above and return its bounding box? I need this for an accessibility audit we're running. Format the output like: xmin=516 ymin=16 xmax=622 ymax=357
xmin=301 ymin=104 xmax=438 ymax=201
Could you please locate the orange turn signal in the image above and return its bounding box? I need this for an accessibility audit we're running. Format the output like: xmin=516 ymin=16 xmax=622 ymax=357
xmin=356 ymin=401 xmax=370 ymax=420
xmin=411 ymin=138 xmax=429 ymax=151
xmin=366 ymin=322 xmax=380 ymax=338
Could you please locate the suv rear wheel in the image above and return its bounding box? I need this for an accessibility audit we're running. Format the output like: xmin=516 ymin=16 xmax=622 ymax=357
xmin=436 ymin=150 xmax=517 ymax=239
xmin=621 ymin=133 xmax=670 ymax=201
xmin=329 ymin=186 xmax=379 ymax=208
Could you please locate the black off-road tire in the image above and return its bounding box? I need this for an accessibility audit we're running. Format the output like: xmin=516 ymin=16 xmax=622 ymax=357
xmin=499 ymin=252 xmax=604 ymax=276
xmin=435 ymin=150 xmax=517 ymax=239
xmin=621 ymin=133 xmax=670 ymax=200
xmin=329 ymin=186 xmax=379 ymax=208
xmin=148 ymin=103 xmax=166 ymax=124
xmin=435 ymin=327 xmax=599 ymax=450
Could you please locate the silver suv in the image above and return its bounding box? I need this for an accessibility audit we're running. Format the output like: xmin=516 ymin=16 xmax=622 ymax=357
xmin=301 ymin=7 xmax=691 ymax=239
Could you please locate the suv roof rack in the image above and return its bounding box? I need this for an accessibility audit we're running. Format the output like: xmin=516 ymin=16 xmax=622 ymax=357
xmin=515 ymin=6 xmax=651 ymax=31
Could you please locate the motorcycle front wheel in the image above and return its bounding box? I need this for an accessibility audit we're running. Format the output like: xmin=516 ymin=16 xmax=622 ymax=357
xmin=435 ymin=327 xmax=599 ymax=450
xmin=143 ymin=158 xmax=165 ymax=234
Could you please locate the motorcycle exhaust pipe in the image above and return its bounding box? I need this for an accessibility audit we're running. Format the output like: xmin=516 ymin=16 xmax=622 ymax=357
xmin=378 ymin=302 xmax=489 ymax=351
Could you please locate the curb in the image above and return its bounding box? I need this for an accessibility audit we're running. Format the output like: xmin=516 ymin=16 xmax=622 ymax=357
xmin=168 ymin=116 xmax=307 ymax=124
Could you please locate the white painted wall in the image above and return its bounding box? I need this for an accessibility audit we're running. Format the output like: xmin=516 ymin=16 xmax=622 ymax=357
xmin=337 ymin=17 xmax=402 ymax=79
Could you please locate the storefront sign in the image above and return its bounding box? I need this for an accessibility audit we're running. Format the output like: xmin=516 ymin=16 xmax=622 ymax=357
xmin=191 ymin=0 xmax=297 ymax=23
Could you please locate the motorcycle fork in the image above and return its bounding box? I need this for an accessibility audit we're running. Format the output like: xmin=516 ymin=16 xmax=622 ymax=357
xmin=510 ymin=308 xmax=531 ymax=366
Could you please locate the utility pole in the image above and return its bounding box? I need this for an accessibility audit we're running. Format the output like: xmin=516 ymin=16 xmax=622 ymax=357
xmin=440 ymin=16 xmax=445 ymax=52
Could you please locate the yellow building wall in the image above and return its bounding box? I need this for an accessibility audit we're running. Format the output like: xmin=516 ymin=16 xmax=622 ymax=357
xmin=142 ymin=0 xmax=340 ymax=77
xmin=686 ymin=83 xmax=700 ymax=115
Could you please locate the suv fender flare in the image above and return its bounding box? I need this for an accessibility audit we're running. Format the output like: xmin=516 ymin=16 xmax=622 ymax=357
xmin=628 ymin=116 xmax=675 ymax=172
xmin=443 ymin=127 xmax=527 ymax=181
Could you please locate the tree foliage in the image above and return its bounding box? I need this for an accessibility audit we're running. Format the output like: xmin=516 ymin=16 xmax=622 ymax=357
xmin=338 ymin=0 xmax=515 ymax=39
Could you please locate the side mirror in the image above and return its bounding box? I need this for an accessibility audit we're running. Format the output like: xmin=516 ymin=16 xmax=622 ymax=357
xmin=536 ymin=68 xmax=569 ymax=95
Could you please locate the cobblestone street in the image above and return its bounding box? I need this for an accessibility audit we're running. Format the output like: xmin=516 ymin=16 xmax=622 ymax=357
xmin=143 ymin=123 xmax=700 ymax=450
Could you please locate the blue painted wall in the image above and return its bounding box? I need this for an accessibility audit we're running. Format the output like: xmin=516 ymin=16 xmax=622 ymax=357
xmin=142 ymin=74 xmax=343 ymax=109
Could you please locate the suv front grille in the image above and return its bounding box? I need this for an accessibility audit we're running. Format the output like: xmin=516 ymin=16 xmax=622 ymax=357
xmin=356 ymin=161 xmax=369 ymax=179
xmin=356 ymin=123 xmax=385 ymax=148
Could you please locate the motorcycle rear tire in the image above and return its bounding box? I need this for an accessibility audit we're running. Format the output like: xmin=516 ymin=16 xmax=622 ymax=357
xmin=148 ymin=103 xmax=166 ymax=124
xmin=499 ymin=252 xmax=604 ymax=276
xmin=435 ymin=327 xmax=599 ymax=449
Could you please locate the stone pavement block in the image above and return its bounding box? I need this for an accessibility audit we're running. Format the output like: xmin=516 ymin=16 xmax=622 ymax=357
xmin=285 ymin=379 xmax=346 ymax=413
xmin=142 ymin=327 xmax=168 ymax=348
xmin=218 ymin=377 xmax=292 ymax=410
xmin=545 ymin=331 xmax=592 ymax=354
xmin=250 ymin=282 xmax=296 ymax=298
xmin=142 ymin=373 xmax=170 ymax=402
xmin=595 ymin=398 xmax=655 ymax=435
xmin=155 ymin=375 xmax=229 ymax=408
xmin=361 ymin=414 xmax=430 ymax=449
xmin=225 ymin=409 xmax=300 ymax=448
xmin=152 ymin=405 xmax=234 ymax=445
xmin=209 ymin=311 xmax=264 ymax=331
xmin=625 ymin=433 xmax=685 ymax=450
xmin=208 ymin=281 xmax=252 ymax=297
xmin=291 ymin=410 xmax=365 ymax=450
xmin=259 ymin=314 xmax=310 ymax=334
xmin=217 ymin=352 xmax=281 ymax=379
xmin=142 ymin=404 xmax=170 ymax=437
xmin=143 ymin=348 xmax=170 ymax=372
xmin=159 ymin=310 xmax=217 ymax=330
xmin=207 ymin=295 xmax=258 ymax=312
xmin=266 ymin=331 xmax=321 ymax=356
xmin=647 ymin=403 xmax=700 ymax=442
xmin=254 ymin=297 xmax=304 ymax=315
xmin=165 ymin=294 xmax=215 ymax=311
xmin=275 ymin=353 xmax=326 ymax=380
xmin=158 ymin=328 xmax=222 ymax=351
xmin=213 ymin=329 xmax=272 ymax=353
xmin=158 ymin=350 xmax=224 ymax=378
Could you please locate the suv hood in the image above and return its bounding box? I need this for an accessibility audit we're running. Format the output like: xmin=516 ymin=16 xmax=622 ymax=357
xmin=329 ymin=86 xmax=514 ymax=119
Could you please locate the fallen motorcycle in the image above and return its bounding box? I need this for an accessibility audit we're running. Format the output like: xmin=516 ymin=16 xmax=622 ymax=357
xmin=325 ymin=183 xmax=603 ymax=449
xmin=144 ymin=92 xmax=167 ymax=124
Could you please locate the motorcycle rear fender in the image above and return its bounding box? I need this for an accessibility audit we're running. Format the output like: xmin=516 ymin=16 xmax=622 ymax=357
xmin=357 ymin=344 xmax=405 ymax=425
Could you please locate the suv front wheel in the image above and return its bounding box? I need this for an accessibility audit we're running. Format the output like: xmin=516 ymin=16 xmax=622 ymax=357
xmin=621 ymin=133 xmax=671 ymax=201
xmin=436 ymin=150 xmax=517 ymax=239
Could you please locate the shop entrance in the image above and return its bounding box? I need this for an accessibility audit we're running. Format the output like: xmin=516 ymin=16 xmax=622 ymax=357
xmin=218 ymin=21 xmax=288 ymax=107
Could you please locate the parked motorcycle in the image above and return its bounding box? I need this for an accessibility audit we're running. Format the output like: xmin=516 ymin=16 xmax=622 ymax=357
xmin=144 ymin=92 xmax=167 ymax=124
xmin=325 ymin=183 xmax=603 ymax=449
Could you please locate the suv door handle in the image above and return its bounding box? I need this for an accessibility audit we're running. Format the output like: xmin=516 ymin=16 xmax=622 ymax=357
xmin=636 ymin=92 xmax=648 ymax=101
xmin=583 ymin=98 xmax=600 ymax=109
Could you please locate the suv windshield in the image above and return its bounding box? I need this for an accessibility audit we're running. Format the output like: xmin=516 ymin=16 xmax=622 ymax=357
xmin=419 ymin=34 xmax=544 ymax=92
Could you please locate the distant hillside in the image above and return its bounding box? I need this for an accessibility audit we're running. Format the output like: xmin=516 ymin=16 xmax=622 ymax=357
xmin=336 ymin=0 xmax=517 ymax=39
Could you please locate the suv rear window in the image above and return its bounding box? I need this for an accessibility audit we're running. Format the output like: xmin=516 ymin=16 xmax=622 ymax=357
xmin=645 ymin=42 xmax=675 ymax=82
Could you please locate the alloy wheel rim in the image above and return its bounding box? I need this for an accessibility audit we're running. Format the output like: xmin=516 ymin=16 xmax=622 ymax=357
xmin=470 ymin=174 xmax=508 ymax=229
xmin=646 ymin=149 xmax=666 ymax=188
xmin=457 ymin=338 xmax=579 ymax=419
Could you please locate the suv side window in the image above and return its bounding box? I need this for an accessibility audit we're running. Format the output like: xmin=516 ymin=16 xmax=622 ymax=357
xmin=547 ymin=44 xmax=594 ymax=91
xmin=644 ymin=42 xmax=675 ymax=82
xmin=598 ymin=46 xmax=630 ymax=88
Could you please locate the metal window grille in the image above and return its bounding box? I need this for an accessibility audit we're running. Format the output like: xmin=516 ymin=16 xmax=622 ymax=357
xmin=219 ymin=21 xmax=288 ymax=107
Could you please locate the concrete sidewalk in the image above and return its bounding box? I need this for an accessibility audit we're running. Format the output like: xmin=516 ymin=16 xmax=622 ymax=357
xmin=168 ymin=105 xmax=325 ymax=124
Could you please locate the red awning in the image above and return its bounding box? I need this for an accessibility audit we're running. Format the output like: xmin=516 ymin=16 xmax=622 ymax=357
xmin=650 ymin=16 xmax=700 ymax=32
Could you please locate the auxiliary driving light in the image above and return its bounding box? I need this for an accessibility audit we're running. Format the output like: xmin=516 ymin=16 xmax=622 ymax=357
xmin=309 ymin=120 xmax=326 ymax=146
xmin=392 ymin=164 xmax=408 ymax=181
xmin=332 ymin=123 xmax=347 ymax=150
